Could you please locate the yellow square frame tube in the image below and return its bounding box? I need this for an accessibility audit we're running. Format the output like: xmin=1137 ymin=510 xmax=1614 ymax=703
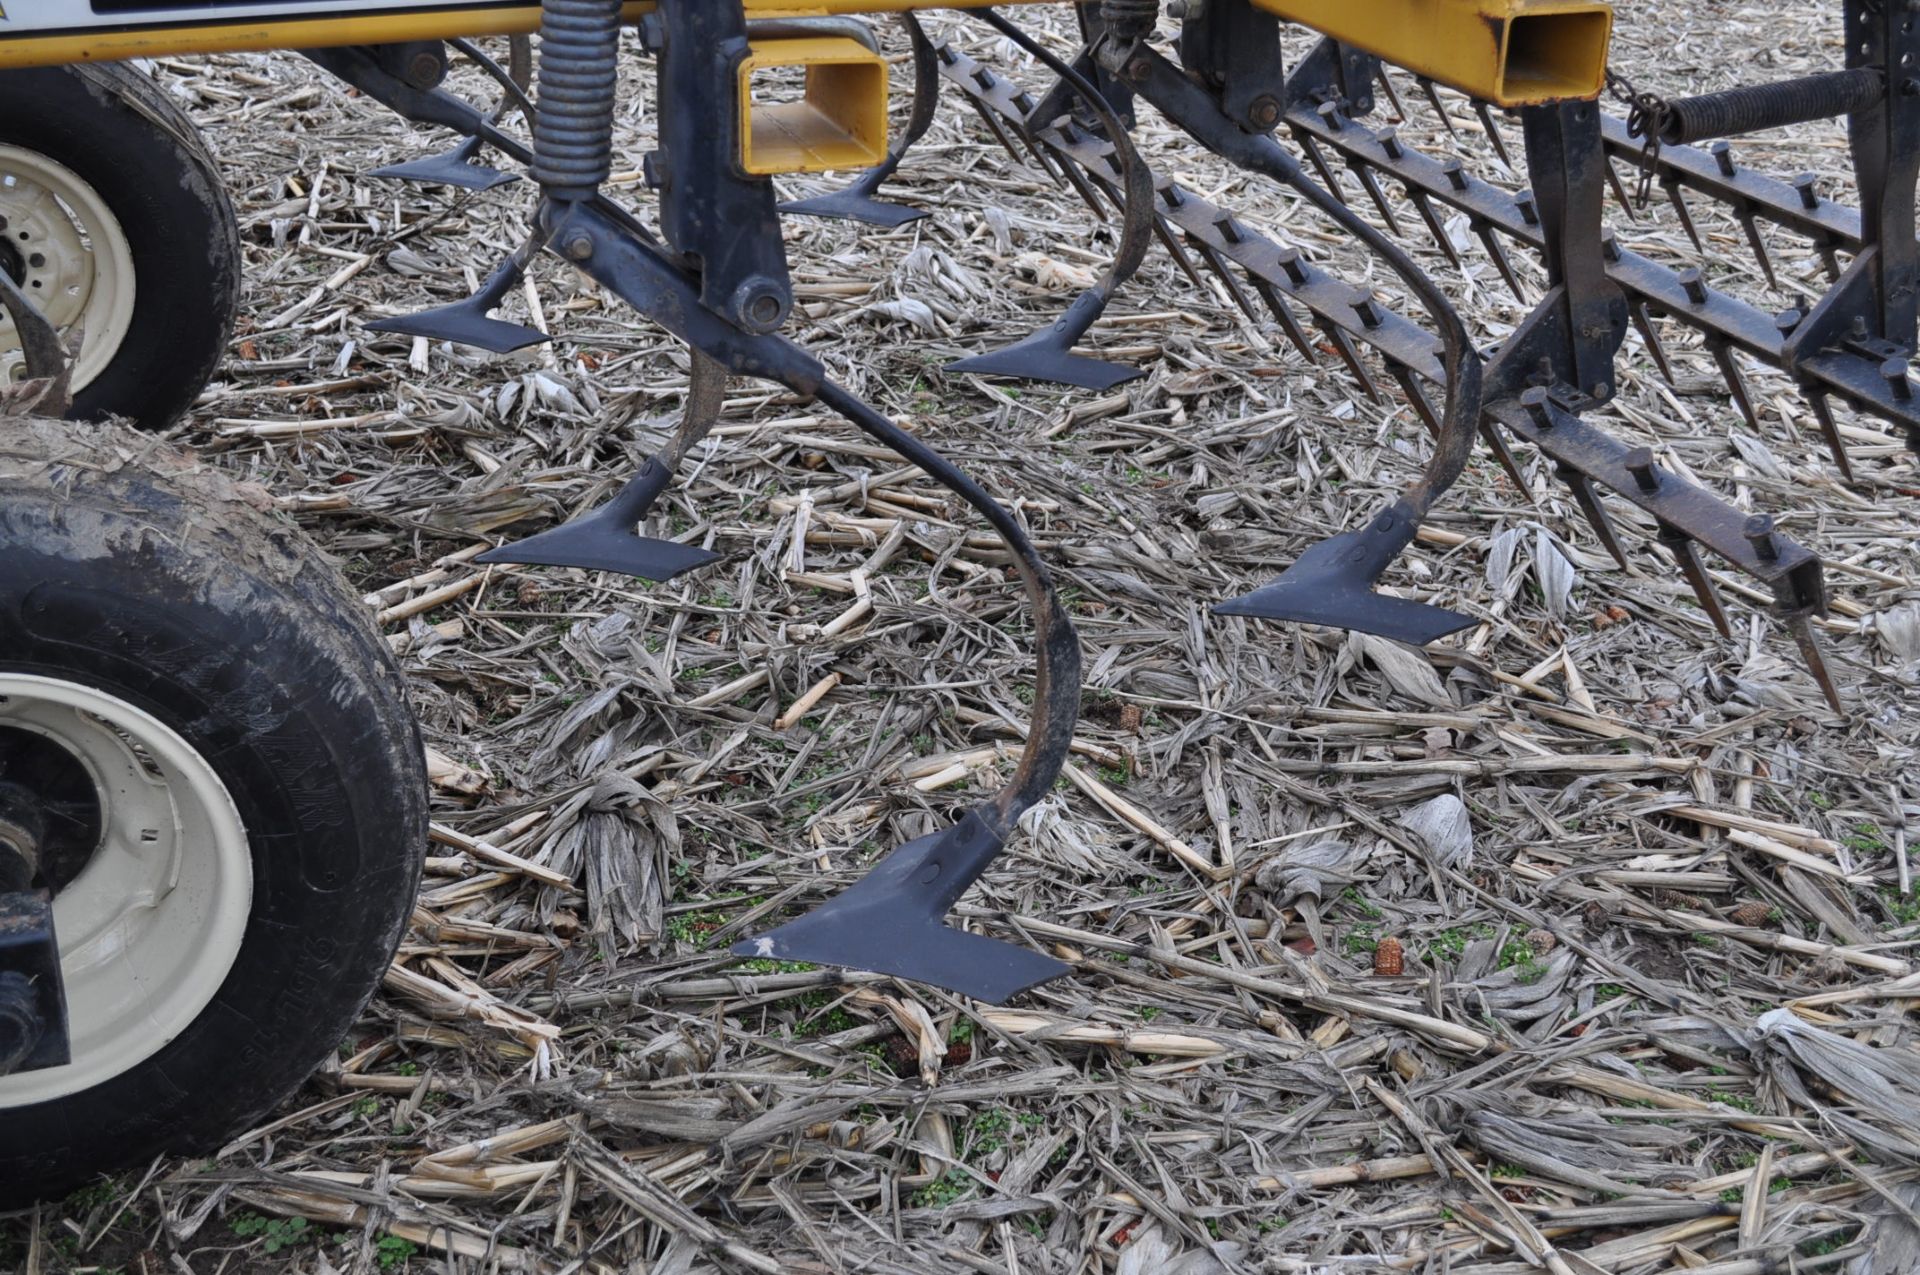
xmin=737 ymin=37 xmax=890 ymax=175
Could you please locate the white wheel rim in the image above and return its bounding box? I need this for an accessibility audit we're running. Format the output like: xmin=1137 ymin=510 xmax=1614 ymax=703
xmin=0 ymin=145 xmax=138 ymax=393
xmin=0 ymin=674 xmax=251 ymax=1107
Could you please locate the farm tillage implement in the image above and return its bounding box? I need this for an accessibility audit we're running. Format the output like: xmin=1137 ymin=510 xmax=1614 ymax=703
xmin=0 ymin=0 xmax=1911 ymax=1198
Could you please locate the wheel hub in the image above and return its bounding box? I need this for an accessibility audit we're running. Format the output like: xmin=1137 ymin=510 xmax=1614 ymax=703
xmin=0 ymin=729 xmax=104 ymax=893
xmin=0 ymin=146 xmax=137 ymax=390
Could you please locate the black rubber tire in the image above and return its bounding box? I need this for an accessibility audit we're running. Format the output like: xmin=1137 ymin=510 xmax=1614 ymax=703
xmin=0 ymin=63 xmax=241 ymax=430
xmin=0 ymin=419 xmax=426 ymax=1205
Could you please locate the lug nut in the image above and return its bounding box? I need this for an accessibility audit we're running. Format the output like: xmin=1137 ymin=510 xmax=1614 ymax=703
xmin=1625 ymin=446 xmax=1660 ymax=492
xmin=1680 ymin=267 xmax=1708 ymax=305
xmin=1744 ymin=513 xmax=1778 ymax=561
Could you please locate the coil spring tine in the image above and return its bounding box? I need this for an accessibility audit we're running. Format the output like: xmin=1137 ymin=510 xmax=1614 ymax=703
xmin=1557 ymin=463 xmax=1631 ymax=570
xmin=1245 ymin=275 xmax=1321 ymax=366
xmin=1417 ymin=77 xmax=1459 ymax=142
xmin=1785 ymin=612 xmax=1843 ymax=713
xmin=1629 ymin=300 xmax=1676 ymax=385
xmin=1475 ymin=222 xmax=1529 ymax=303
xmin=1805 ymin=391 xmax=1855 ymax=482
xmin=1472 ymin=99 xmax=1513 ymax=167
xmin=1658 ymin=522 xmax=1733 ymax=638
xmin=1663 ymin=179 xmax=1706 ymax=254
xmin=1709 ymin=341 xmax=1761 ymax=431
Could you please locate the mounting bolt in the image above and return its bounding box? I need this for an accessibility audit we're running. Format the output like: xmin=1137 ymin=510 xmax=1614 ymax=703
xmin=1352 ymin=293 xmax=1382 ymax=328
xmin=1882 ymin=356 xmax=1914 ymax=401
xmin=1744 ymin=514 xmax=1778 ymax=561
xmin=1315 ymin=100 xmax=1343 ymax=131
xmin=1441 ymin=157 xmax=1468 ymax=191
xmin=1793 ymin=173 xmax=1820 ymax=209
xmin=1679 ymin=268 xmax=1708 ymax=305
xmin=1514 ymin=192 xmax=1538 ymax=226
xmin=1774 ymin=308 xmax=1803 ymax=336
xmin=1520 ymin=386 xmax=1554 ymax=430
xmin=1600 ymin=231 xmax=1621 ymax=263
xmin=1625 ymin=446 xmax=1660 ymax=492
xmin=405 ymin=50 xmax=445 ymax=91
xmin=1275 ymin=247 xmax=1307 ymax=286
xmin=1127 ymin=57 xmax=1152 ymax=81
xmin=1214 ymin=212 xmax=1243 ymax=244
xmin=732 ymin=279 xmax=790 ymax=334
xmin=564 ymin=234 xmax=594 ymax=262
xmin=1250 ymin=95 xmax=1282 ymax=130
xmin=1710 ymin=141 xmax=1736 ymax=177
xmin=1379 ymin=128 xmax=1404 ymax=160
xmin=1014 ymin=90 xmax=1036 ymax=114
xmin=1160 ymin=184 xmax=1186 ymax=209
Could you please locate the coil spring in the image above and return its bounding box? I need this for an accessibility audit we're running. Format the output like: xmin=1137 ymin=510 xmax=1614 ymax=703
xmin=531 ymin=0 xmax=622 ymax=199
xmin=1100 ymin=0 xmax=1160 ymax=42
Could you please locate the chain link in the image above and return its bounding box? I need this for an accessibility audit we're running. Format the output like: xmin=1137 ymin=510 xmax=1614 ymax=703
xmin=1606 ymin=69 xmax=1671 ymax=210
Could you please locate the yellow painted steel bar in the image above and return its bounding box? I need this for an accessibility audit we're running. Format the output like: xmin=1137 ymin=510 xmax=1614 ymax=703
xmin=0 ymin=0 xmax=1609 ymax=106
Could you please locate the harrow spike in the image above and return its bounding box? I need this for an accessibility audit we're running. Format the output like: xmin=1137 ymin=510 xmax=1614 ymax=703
xmin=1804 ymin=391 xmax=1856 ymax=482
xmin=1480 ymin=420 xmax=1532 ymax=495
xmin=1662 ymin=180 xmax=1706 ymax=254
xmin=1472 ymin=99 xmax=1513 ymax=167
xmin=964 ymin=91 xmax=1052 ymax=179
xmin=1246 ymin=276 xmax=1321 ymax=366
xmin=1295 ymin=131 xmax=1349 ymax=204
xmin=1317 ymin=319 xmax=1383 ymax=401
xmin=1386 ymin=361 xmax=1441 ymax=437
xmin=1708 ymin=341 xmax=1761 ymax=431
xmin=1375 ymin=66 xmax=1409 ymax=124
xmin=1737 ymin=212 xmax=1780 ymax=289
xmin=1628 ymin=300 xmax=1676 ymax=385
xmin=1658 ymin=522 xmax=1734 ymax=639
xmin=1416 ymin=76 xmax=1460 ymax=142
xmin=1556 ymin=462 xmax=1631 ymax=570
xmin=1348 ymin=157 xmax=1405 ymax=235
xmin=1048 ymin=137 xmax=1112 ymax=220
xmin=1474 ymin=223 xmax=1529 ymax=302
xmin=1191 ymin=237 xmax=1266 ymax=325
xmin=1602 ymin=155 xmax=1640 ymax=220
xmin=1404 ymin=184 xmax=1464 ymax=267
xmin=1785 ymin=612 xmax=1844 ymax=713
xmin=1153 ymin=213 xmax=1214 ymax=293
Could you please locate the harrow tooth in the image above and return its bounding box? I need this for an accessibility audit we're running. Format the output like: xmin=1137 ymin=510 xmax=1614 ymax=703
xmin=1052 ymin=142 xmax=1112 ymax=220
xmin=1556 ymin=463 xmax=1631 ymax=570
xmin=1348 ymin=156 xmax=1405 ymax=235
xmin=1386 ymin=361 xmax=1441 ymax=437
xmin=1602 ymin=155 xmax=1640 ymax=220
xmin=965 ymin=93 xmax=1048 ymax=176
xmin=1472 ymin=100 xmax=1513 ymax=167
xmin=1153 ymin=215 xmax=1213 ymax=292
xmin=1190 ymin=236 xmax=1266 ymax=325
xmin=1403 ymin=181 xmax=1464 ymax=267
xmin=1709 ymin=340 xmax=1762 ymax=431
xmin=1245 ymin=275 xmax=1321 ymax=366
xmin=1475 ymin=223 xmax=1528 ymax=302
xmin=1786 ymin=613 xmax=1844 ymax=713
xmin=1416 ymin=77 xmax=1460 ymax=142
xmin=1374 ymin=67 xmax=1409 ymax=124
xmin=1805 ymin=391 xmax=1856 ymax=481
xmin=1737 ymin=214 xmax=1780 ymax=289
xmin=1658 ymin=523 xmax=1734 ymax=639
xmin=1294 ymin=130 xmax=1349 ymax=204
xmin=1629 ymin=299 xmax=1676 ymax=385
xmin=1662 ymin=179 xmax=1706 ymax=254
xmin=1317 ymin=320 xmax=1382 ymax=401
xmin=1477 ymin=417 xmax=1533 ymax=494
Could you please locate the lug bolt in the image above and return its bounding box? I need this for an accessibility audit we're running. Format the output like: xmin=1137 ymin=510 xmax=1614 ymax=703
xmin=564 ymin=235 xmax=594 ymax=262
xmin=1379 ymin=128 xmax=1403 ymax=160
xmin=1441 ymin=157 xmax=1468 ymax=191
xmin=1520 ymin=385 xmax=1554 ymax=429
xmin=1744 ymin=513 xmax=1778 ymax=561
xmin=1882 ymin=356 xmax=1913 ymax=400
xmin=1793 ymin=173 xmax=1820 ymax=209
xmin=1625 ymin=446 xmax=1660 ymax=492
xmin=1680 ymin=267 xmax=1708 ymax=305
xmin=1710 ymin=140 xmax=1736 ymax=177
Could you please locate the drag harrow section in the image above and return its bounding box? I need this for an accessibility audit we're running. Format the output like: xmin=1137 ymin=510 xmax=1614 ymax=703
xmin=934 ymin=21 xmax=1842 ymax=708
